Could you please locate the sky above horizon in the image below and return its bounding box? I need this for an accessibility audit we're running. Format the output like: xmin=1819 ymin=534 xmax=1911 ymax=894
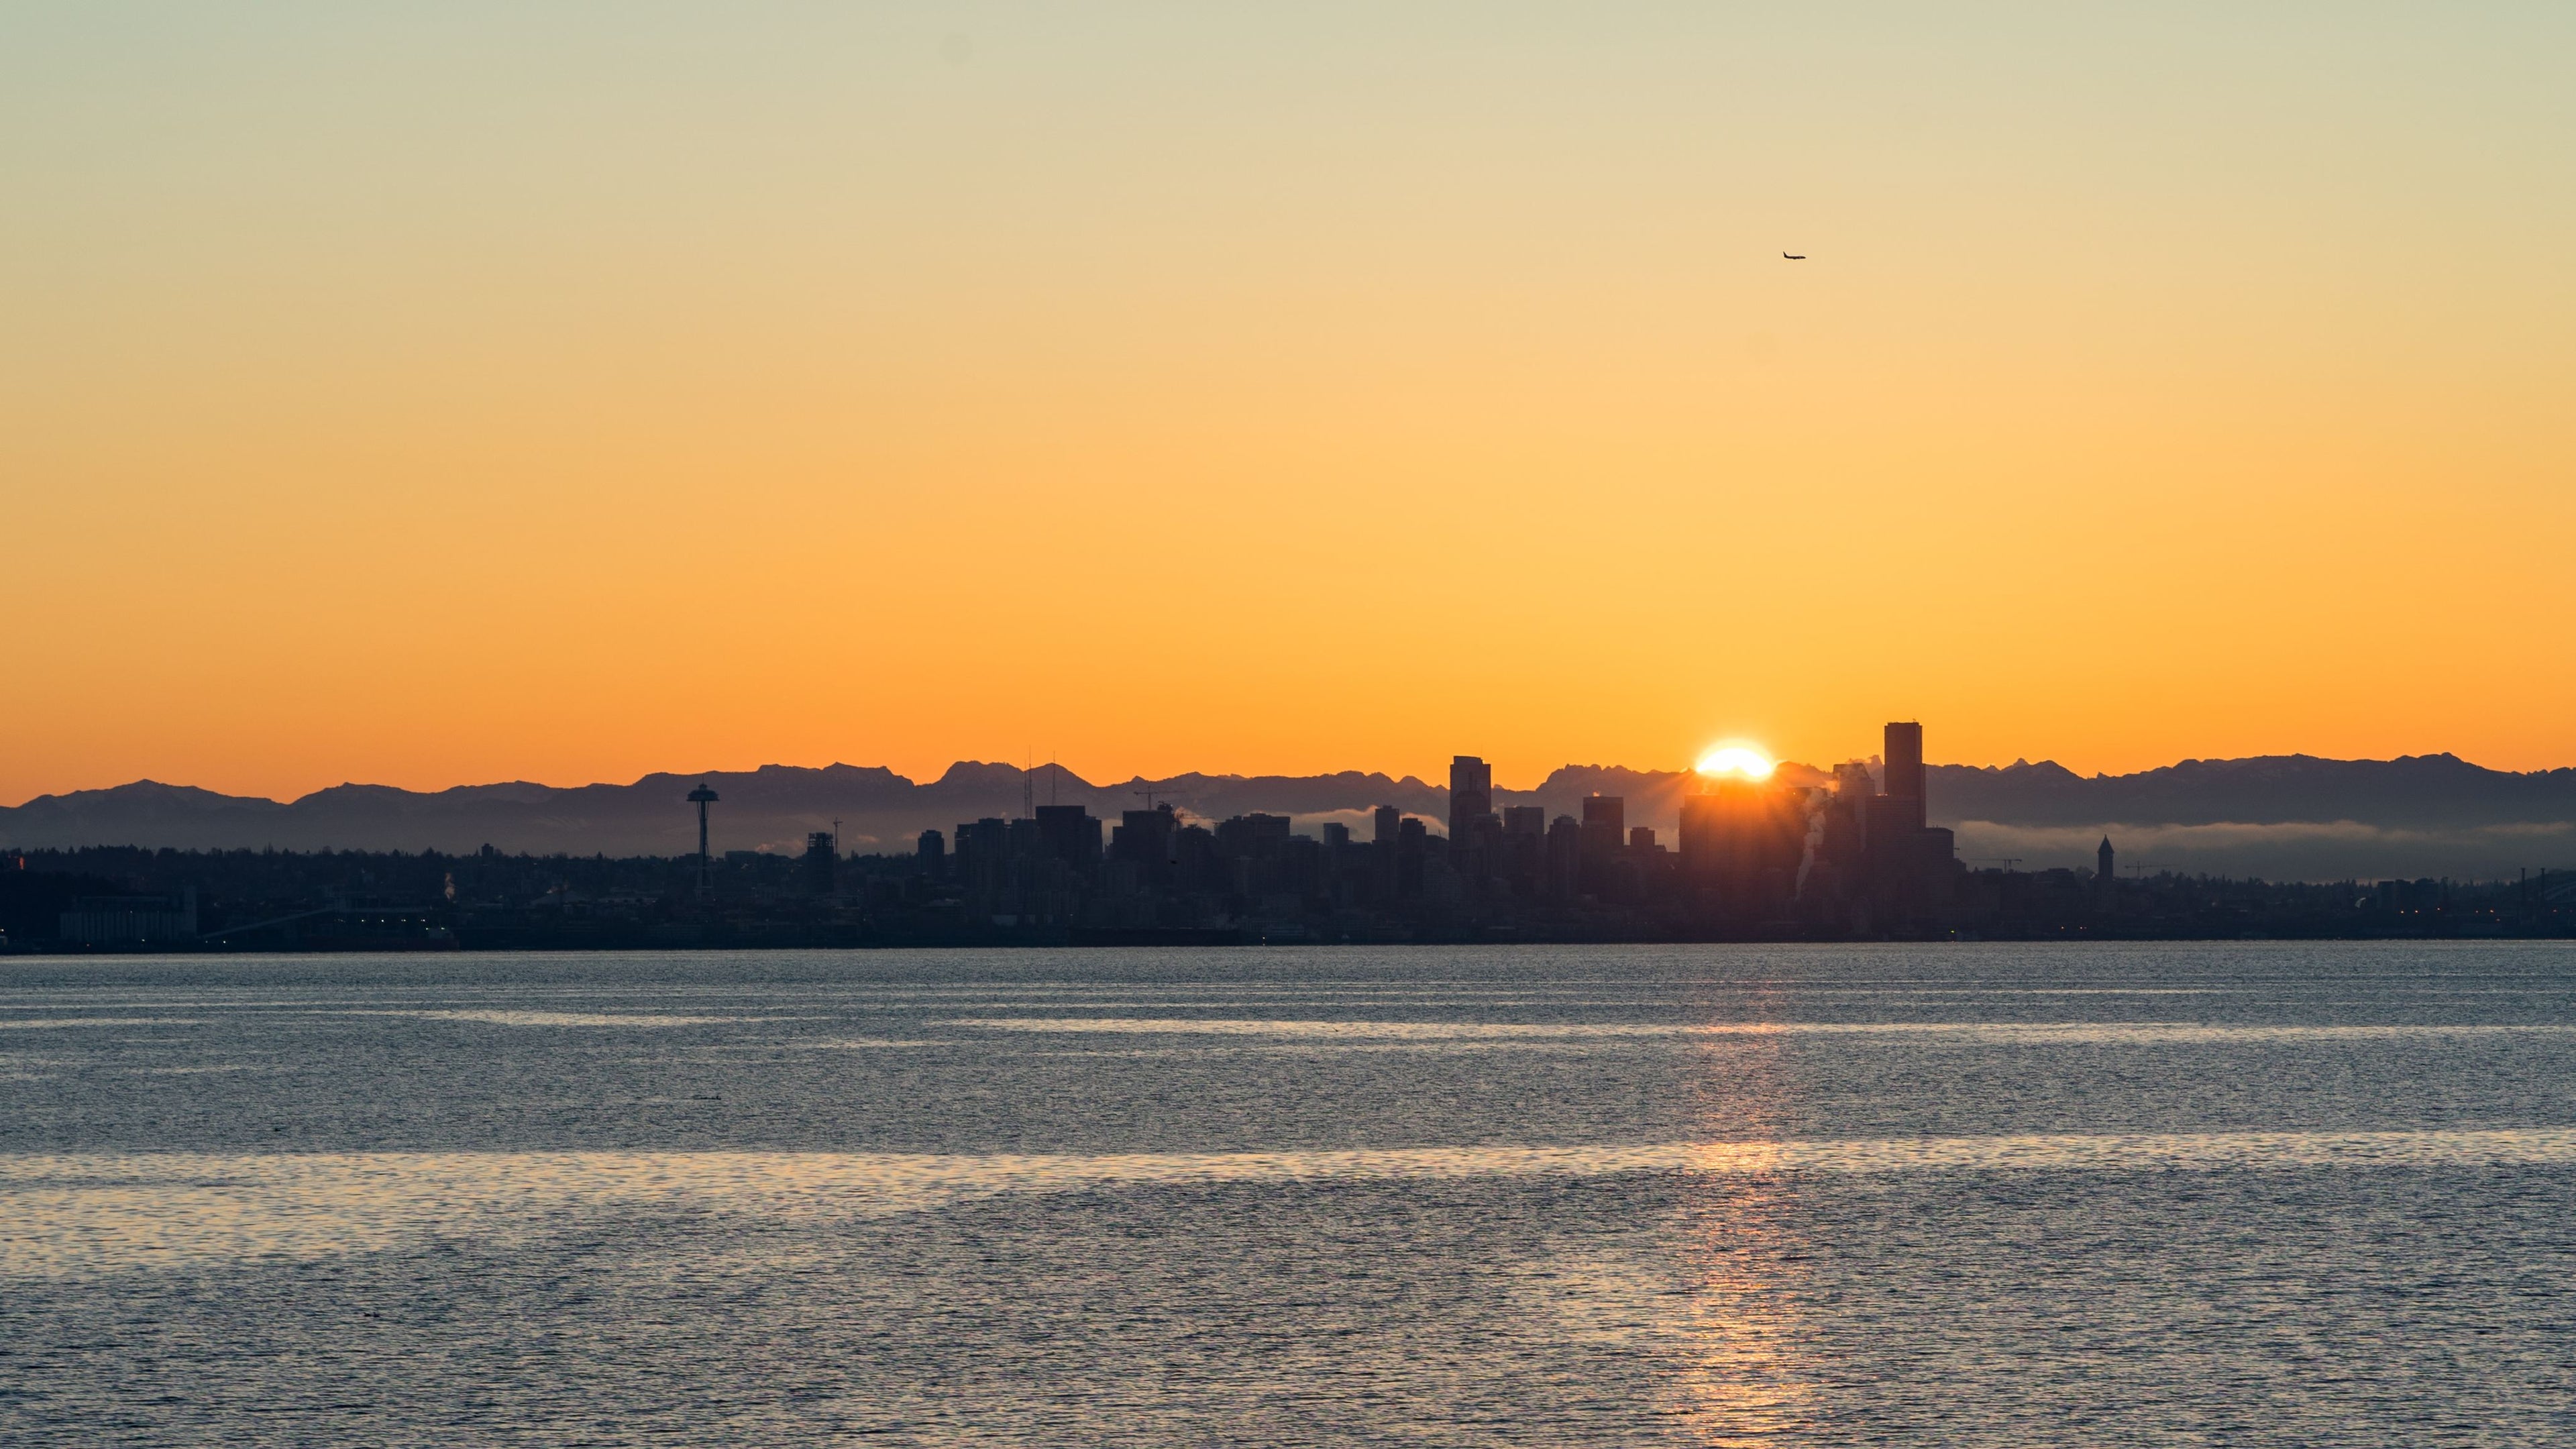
xmin=6 ymin=3 xmax=2573 ymax=804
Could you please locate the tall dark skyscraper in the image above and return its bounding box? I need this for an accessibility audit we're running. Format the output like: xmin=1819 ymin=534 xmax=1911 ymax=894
xmin=802 ymin=832 xmax=838 ymax=895
xmin=953 ymin=818 xmax=1010 ymax=902
xmin=1033 ymin=804 xmax=1102 ymax=867
xmin=1850 ymin=719 xmax=1954 ymax=916
xmin=1395 ymin=814 xmax=1428 ymax=897
xmin=1114 ymin=806 xmax=1177 ymax=867
xmin=1449 ymin=755 xmax=1493 ymax=841
xmin=1883 ymin=720 xmax=1926 ymax=832
xmin=1372 ymin=804 xmax=1402 ymax=844
xmin=1544 ymin=814 xmax=1582 ymax=898
xmin=1579 ymin=795 xmax=1624 ymax=857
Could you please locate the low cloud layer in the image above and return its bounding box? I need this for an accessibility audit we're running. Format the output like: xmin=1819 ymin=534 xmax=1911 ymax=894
xmin=1951 ymin=820 xmax=2576 ymax=883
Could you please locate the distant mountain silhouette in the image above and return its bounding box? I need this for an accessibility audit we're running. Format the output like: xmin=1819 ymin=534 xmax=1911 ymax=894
xmin=5 ymin=753 xmax=2571 ymax=879
xmin=1929 ymin=754 xmax=2576 ymax=828
xmin=0 ymin=764 xmax=1446 ymax=857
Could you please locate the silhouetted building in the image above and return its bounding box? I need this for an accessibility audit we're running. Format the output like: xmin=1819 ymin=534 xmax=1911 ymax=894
xmin=1490 ymin=805 xmax=1542 ymax=896
xmin=803 ymin=832 xmax=838 ymax=895
xmin=1882 ymin=721 xmax=1925 ymax=833
xmin=1853 ymin=721 xmax=1954 ymax=920
xmin=1112 ymin=806 xmax=1177 ymax=867
xmin=1277 ymin=835 xmax=1325 ymax=902
xmin=1677 ymin=792 xmax=1721 ymax=869
xmin=1216 ymin=813 xmax=1293 ymax=859
xmin=1370 ymin=805 xmax=1405 ymax=898
xmin=1172 ymin=823 xmax=1223 ymax=894
xmin=1629 ymin=826 xmax=1656 ymax=853
xmin=1817 ymin=763 xmax=1870 ymax=859
xmin=1681 ymin=781 xmax=1806 ymax=916
xmin=1034 ymin=805 xmax=1102 ymax=869
xmin=1449 ymin=756 xmax=1493 ymax=843
xmin=60 ymin=890 xmax=197 ymax=946
xmin=1459 ymin=810 xmax=1507 ymax=891
xmin=1545 ymin=814 xmax=1582 ymax=898
xmin=954 ymin=818 xmax=1010 ymax=910
xmin=1580 ymin=796 xmax=1624 ymax=855
xmin=1395 ymin=814 xmax=1429 ymax=898
xmin=916 ymin=828 xmax=946 ymax=877
xmin=1372 ymin=805 xmax=1402 ymax=844
xmin=1578 ymin=794 xmax=1625 ymax=894
xmin=1862 ymin=794 xmax=1920 ymax=859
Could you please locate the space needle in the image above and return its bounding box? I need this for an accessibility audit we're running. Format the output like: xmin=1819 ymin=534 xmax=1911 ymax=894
xmin=687 ymin=782 xmax=720 ymax=894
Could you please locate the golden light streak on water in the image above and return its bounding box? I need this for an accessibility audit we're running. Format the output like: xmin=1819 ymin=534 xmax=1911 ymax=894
xmin=9 ymin=1129 xmax=2576 ymax=1281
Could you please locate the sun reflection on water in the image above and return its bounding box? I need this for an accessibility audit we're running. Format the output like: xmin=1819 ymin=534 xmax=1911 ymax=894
xmin=1668 ymin=1012 xmax=1815 ymax=1444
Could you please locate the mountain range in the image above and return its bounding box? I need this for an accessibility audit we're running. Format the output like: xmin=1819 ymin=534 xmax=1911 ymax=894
xmin=6 ymin=754 xmax=2573 ymax=882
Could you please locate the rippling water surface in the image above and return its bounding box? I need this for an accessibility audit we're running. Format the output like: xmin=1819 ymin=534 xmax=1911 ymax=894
xmin=4 ymin=942 xmax=2573 ymax=1445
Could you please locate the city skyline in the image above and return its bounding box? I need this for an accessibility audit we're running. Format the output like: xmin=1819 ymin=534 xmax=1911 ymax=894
xmin=9 ymin=736 xmax=2574 ymax=885
xmin=19 ymin=718 xmax=2569 ymax=953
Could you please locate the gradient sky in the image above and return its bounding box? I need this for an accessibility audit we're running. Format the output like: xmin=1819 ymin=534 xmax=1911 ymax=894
xmin=6 ymin=3 xmax=2572 ymax=802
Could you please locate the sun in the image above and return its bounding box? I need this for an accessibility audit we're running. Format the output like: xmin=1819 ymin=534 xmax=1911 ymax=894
xmin=1695 ymin=742 xmax=1776 ymax=782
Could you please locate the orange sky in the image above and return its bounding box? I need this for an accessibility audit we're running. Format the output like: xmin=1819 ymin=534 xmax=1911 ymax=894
xmin=5 ymin=5 xmax=2573 ymax=803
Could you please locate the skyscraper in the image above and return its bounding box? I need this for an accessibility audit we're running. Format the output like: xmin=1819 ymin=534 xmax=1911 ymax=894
xmin=953 ymin=818 xmax=1010 ymax=912
xmin=1395 ymin=814 xmax=1428 ymax=898
xmin=1579 ymin=795 xmax=1625 ymax=855
xmin=1448 ymin=756 xmax=1492 ymax=841
xmin=1883 ymin=720 xmax=1925 ymax=832
xmin=1856 ymin=720 xmax=1953 ymax=919
xmin=802 ymin=832 xmax=838 ymax=895
xmin=1215 ymin=813 xmax=1295 ymax=857
xmin=1372 ymin=804 xmax=1402 ymax=844
xmin=1578 ymin=795 xmax=1626 ymax=895
xmin=1113 ymin=806 xmax=1177 ymax=867
xmin=1033 ymin=804 xmax=1102 ymax=868
xmin=1545 ymin=815 xmax=1582 ymax=898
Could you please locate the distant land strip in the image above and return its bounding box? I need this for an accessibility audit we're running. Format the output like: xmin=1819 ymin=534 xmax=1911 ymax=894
xmin=6 ymin=754 xmax=2573 ymax=879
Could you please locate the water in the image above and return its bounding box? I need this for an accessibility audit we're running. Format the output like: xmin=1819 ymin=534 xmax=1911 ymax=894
xmin=4 ymin=942 xmax=2573 ymax=1445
